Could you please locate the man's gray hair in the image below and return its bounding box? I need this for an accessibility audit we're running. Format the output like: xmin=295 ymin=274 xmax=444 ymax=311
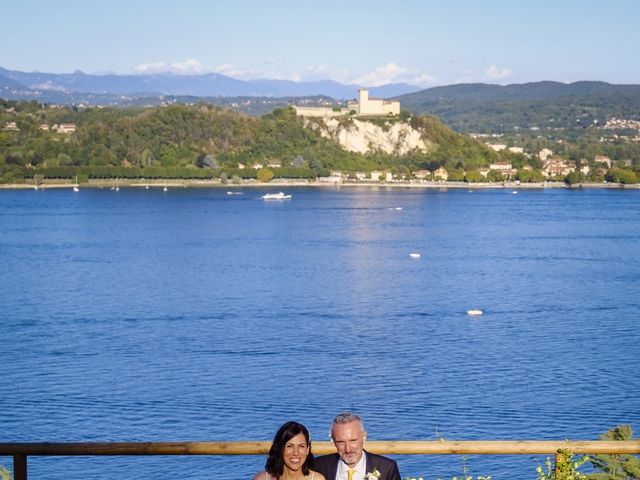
xmin=332 ymin=412 xmax=365 ymax=431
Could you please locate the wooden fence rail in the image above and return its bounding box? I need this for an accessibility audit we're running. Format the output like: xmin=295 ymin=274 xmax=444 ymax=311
xmin=1 ymin=440 xmax=639 ymax=479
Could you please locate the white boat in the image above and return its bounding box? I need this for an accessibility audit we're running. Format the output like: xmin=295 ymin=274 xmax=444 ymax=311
xmin=73 ymin=186 xmax=79 ymax=192
xmin=467 ymin=309 xmax=484 ymax=316
xmin=409 ymin=252 xmax=421 ymax=259
xmin=262 ymin=192 xmax=291 ymax=200
xmin=227 ymin=191 xmax=243 ymax=195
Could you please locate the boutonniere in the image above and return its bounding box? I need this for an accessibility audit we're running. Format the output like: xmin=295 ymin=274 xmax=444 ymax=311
xmin=364 ymin=468 xmax=381 ymax=480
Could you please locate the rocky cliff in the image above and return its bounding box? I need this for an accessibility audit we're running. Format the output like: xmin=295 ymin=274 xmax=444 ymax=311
xmin=304 ymin=117 xmax=433 ymax=155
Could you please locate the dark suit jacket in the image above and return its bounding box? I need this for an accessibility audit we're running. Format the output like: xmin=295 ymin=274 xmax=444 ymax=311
xmin=314 ymin=451 xmax=401 ymax=480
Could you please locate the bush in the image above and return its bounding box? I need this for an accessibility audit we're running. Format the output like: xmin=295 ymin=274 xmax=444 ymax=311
xmin=256 ymin=167 xmax=274 ymax=182
xmin=0 ymin=465 xmax=11 ymax=480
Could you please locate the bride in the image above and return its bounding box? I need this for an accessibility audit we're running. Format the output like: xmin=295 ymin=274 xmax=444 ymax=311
xmin=253 ymin=421 xmax=326 ymax=480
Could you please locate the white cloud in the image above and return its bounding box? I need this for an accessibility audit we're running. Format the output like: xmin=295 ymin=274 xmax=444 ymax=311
xmin=213 ymin=63 xmax=254 ymax=78
xmin=134 ymin=58 xmax=205 ymax=75
xmin=135 ymin=58 xmax=437 ymax=87
xmin=214 ymin=61 xmax=298 ymax=81
xmin=352 ymin=63 xmax=437 ymax=87
xmin=485 ymin=64 xmax=513 ymax=80
xmin=353 ymin=62 xmax=408 ymax=87
xmin=410 ymin=73 xmax=438 ymax=86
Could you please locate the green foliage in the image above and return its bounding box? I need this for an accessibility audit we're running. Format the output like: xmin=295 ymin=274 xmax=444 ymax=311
xmin=465 ymin=170 xmax=484 ymax=182
xmin=587 ymin=425 xmax=640 ymax=480
xmin=516 ymin=169 xmax=546 ymax=183
xmin=5 ymin=98 xmax=636 ymax=182
xmin=537 ymin=449 xmax=590 ymax=480
xmin=448 ymin=169 xmax=465 ymax=182
xmin=606 ymin=168 xmax=638 ymax=184
xmin=398 ymin=81 xmax=640 ymax=134
xmin=487 ymin=169 xmax=505 ymax=182
xmin=565 ymin=171 xmax=586 ymax=185
xmin=0 ymin=465 xmax=11 ymax=480
xmin=256 ymin=167 xmax=274 ymax=182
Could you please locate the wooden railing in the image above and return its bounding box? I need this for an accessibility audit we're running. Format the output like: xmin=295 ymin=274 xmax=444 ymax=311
xmin=1 ymin=440 xmax=639 ymax=479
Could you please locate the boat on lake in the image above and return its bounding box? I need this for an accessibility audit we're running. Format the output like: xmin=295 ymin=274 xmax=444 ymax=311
xmin=262 ymin=192 xmax=292 ymax=200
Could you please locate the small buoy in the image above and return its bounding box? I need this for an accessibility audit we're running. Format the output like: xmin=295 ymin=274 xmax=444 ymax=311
xmin=467 ymin=309 xmax=483 ymax=316
xmin=409 ymin=252 xmax=421 ymax=259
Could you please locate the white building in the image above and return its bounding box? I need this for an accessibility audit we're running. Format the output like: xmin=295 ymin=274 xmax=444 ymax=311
xmin=294 ymin=89 xmax=400 ymax=118
xmin=56 ymin=123 xmax=76 ymax=134
xmin=539 ymin=148 xmax=553 ymax=161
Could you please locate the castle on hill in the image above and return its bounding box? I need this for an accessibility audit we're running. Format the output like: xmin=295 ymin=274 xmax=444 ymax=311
xmin=294 ymin=88 xmax=400 ymax=118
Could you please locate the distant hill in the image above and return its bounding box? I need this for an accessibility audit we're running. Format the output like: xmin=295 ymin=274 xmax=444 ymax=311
xmin=0 ymin=73 xmax=28 ymax=90
xmin=397 ymin=81 xmax=640 ymax=133
xmin=0 ymin=66 xmax=421 ymax=101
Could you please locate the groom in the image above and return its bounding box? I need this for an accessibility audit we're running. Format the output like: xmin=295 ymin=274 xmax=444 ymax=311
xmin=315 ymin=412 xmax=401 ymax=480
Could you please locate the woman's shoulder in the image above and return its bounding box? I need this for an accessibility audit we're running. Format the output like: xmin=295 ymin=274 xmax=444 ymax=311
xmin=253 ymin=471 xmax=270 ymax=480
xmin=311 ymin=470 xmax=326 ymax=480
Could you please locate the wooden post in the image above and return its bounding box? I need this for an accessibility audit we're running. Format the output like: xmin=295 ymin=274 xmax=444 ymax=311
xmin=13 ymin=454 xmax=27 ymax=480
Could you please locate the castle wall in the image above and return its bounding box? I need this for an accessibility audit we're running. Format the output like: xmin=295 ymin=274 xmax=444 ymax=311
xmin=293 ymin=106 xmax=342 ymax=117
xmin=295 ymin=89 xmax=400 ymax=117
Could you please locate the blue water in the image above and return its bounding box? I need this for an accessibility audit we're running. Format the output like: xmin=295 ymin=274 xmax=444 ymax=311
xmin=1 ymin=186 xmax=639 ymax=479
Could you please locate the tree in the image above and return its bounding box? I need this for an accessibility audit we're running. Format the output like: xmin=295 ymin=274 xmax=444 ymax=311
xmin=487 ymin=169 xmax=505 ymax=182
xmin=587 ymin=425 xmax=640 ymax=480
xmin=291 ymin=154 xmax=305 ymax=168
xmin=565 ymin=171 xmax=585 ymax=185
xmin=606 ymin=168 xmax=638 ymax=184
xmin=256 ymin=167 xmax=274 ymax=183
xmin=197 ymin=153 xmax=218 ymax=169
xmin=618 ymin=169 xmax=638 ymax=184
xmin=448 ymin=169 xmax=465 ymax=182
xmin=465 ymin=170 xmax=484 ymax=182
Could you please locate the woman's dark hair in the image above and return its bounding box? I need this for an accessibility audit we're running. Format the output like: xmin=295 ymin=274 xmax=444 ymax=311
xmin=265 ymin=421 xmax=314 ymax=477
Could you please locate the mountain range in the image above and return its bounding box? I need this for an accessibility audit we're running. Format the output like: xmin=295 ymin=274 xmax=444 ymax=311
xmin=0 ymin=66 xmax=419 ymax=101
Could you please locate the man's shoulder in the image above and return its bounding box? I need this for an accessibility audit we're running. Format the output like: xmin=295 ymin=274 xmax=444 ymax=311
xmin=365 ymin=450 xmax=398 ymax=467
xmin=314 ymin=453 xmax=339 ymax=465
xmin=314 ymin=453 xmax=339 ymax=478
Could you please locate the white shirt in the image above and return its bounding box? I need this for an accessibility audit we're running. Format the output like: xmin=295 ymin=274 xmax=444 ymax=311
xmin=337 ymin=454 xmax=367 ymax=480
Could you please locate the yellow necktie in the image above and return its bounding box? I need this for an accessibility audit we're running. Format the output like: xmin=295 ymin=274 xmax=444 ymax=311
xmin=347 ymin=469 xmax=355 ymax=480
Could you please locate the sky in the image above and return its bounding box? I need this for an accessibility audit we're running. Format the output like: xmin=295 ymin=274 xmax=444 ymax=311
xmin=2 ymin=0 xmax=639 ymax=87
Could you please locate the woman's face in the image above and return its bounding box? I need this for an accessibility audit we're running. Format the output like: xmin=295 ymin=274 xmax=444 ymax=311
xmin=282 ymin=432 xmax=309 ymax=471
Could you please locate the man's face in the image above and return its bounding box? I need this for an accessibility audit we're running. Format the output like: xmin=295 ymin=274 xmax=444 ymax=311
xmin=331 ymin=421 xmax=366 ymax=467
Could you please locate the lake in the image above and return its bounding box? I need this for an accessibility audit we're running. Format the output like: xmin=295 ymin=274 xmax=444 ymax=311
xmin=1 ymin=186 xmax=639 ymax=479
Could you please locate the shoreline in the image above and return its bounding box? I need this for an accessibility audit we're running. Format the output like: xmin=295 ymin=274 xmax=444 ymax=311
xmin=0 ymin=179 xmax=637 ymax=190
